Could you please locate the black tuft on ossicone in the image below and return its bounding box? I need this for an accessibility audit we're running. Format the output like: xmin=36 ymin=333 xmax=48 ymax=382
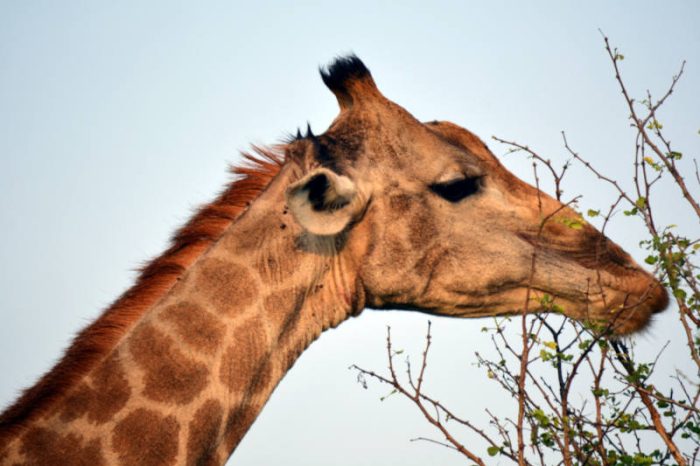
xmin=320 ymin=54 xmax=371 ymax=94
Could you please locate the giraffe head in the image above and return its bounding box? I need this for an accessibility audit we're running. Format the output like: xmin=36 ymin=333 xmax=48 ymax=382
xmin=286 ymin=56 xmax=667 ymax=334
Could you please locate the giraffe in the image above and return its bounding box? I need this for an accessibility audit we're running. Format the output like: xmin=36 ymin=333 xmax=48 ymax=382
xmin=0 ymin=56 xmax=667 ymax=465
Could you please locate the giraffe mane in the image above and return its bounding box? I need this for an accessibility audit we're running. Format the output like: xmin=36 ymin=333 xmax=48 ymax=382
xmin=0 ymin=145 xmax=286 ymax=443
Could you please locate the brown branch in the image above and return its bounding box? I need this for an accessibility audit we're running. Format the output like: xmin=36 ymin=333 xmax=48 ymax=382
xmin=351 ymin=326 xmax=489 ymax=466
xmin=609 ymin=341 xmax=688 ymax=466
xmin=493 ymin=136 xmax=569 ymax=201
xmin=600 ymin=32 xmax=699 ymax=219
xmin=593 ymin=345 xmax=610 ymax=466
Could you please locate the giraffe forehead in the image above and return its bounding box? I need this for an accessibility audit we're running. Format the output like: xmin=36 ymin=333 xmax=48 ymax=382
xmin=305 ymin=130 xmax=479 ymax=190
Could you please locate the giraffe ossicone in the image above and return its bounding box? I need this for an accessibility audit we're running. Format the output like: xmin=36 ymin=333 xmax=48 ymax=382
xmin=0 ymin=55 xmax=668 ymax=465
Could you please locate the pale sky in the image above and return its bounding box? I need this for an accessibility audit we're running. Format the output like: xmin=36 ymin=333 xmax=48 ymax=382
xmin=1 ymin=2 xmax=698 ymax=465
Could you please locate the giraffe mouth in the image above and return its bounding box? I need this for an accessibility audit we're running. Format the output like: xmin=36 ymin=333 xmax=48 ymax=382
xmin=444 ymin=275 xmax=668 ymax=334
xmin=515 ymin=229 xmax=668 ymax=319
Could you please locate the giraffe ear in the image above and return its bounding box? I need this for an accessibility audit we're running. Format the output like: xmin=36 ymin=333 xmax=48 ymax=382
xmin=286 ymin=168 xmax=365 ymax=236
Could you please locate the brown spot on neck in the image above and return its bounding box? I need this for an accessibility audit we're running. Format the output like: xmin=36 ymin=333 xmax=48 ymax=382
xmin=219 ymin=316 xmax=270 ymax=394
xmin=20 ymin=427 xmax=105 ymax=466
xmin=112 ymin=408 xmax=180 ymax=466
xmin=58 ymin=353 xmax=130 ymax=425
xmin=186 ymin=399 xmax=224 ymax=466
xmin=130 ymin=323 xmax=209 ymax=405
xmin=195 ymin=258 xmax=259 ymax=314
xmin=160 ymin=302 xmax=226 ymax=356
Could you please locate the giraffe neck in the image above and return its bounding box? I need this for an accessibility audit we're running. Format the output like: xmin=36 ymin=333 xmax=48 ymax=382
xmin=0 ymin=163 xmax=365 ymax=465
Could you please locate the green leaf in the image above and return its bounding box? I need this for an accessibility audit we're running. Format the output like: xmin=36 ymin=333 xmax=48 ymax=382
xmin=532 ymin=408 xmax=551 ymax=427
xmin=487 ymin=446 xmax=500 ymax=456
xmin=647 ymin=119 xmax=663 ymax=130
xmin=551 ymin=303 xmax=565 ymax=314
xmin=539 ymin=349 xmax=553 ymax=362
xmin=587 ymin=209 xmax=600 ymax=217
xmin=559 ymin=216 xmax=585 ymax=229
xmin=644 ymin=255 xmax=657 ymax=265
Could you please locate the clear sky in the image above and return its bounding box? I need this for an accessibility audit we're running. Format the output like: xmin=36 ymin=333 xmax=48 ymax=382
xmin=1 ymin=1 xmax=698 ymax=464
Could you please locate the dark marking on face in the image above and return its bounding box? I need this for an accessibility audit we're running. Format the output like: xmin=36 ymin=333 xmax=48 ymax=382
xmin=414 ymin=247 xmax=447 ymax=280
xmin=388 ymin=193 xmax=412 ymax=212
xmin=408 ymin=206 xmax=438 ymax=250
xmin=573 ymin=225 xmax=633 ymax=271
xmin=219 ymin=317 xmax=268 ymax=393
xmin=59 ymin=353 xmax=131 ymax=425
xmin=196 ymin=258 xmax=258 ymax=314
xmin=186 ymin=399 xmax=224 ymax=466
xmin=386 ymin=239 xmax=411 ymax=269
xmin=161 ymin=301 xmax=226 ymax=356
xmin=520 ymin=224 xmax=635 ymax=275
xmin=112 ymin=408 xmax=179 ymax=466
xmin=130 ymin=323 xmax=209 ymax=405
xmin=19 ymin=427 xmax=105 ymax=466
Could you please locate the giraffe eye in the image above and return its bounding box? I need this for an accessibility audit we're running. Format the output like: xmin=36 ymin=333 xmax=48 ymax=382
xmin=429 ymin=176 xmax=482 ymax=203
